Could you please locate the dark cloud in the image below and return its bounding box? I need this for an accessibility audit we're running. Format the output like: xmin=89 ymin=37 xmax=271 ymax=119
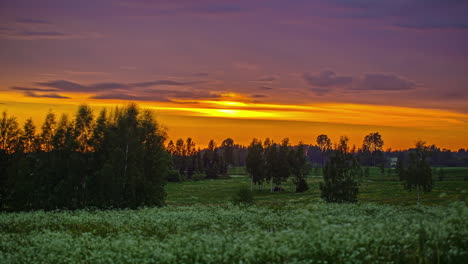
xmin=303 ymin=70 xmax=353 ymax=87
xmin=16 ymin=18 xmax=51 ymax=24
xmin=23 ymin=91 xmax=70 ymax=99
xmin=11 ymin=86 xmax=58 ymax=92
xmin=332 ymin=0 xmax=468 ymax=31
xmin=89 ymin=82 xmax=130 ymax=90
xmin=35 ymin=79 xmax=204 ymax=92
xmin=36 ymin=80 xmax=89 ymax=91
xmin=309 ymin=88 xmax=332 ymax=96
xmin=90 ymin=93 xmax=162 ymax=101
xmin=252 ymin=94 xmax=267 ymax=98
xmin=356 ymin=73 xmax=417 ymax=91
xmin=132 ymin=80 xmax=189 ymax=87
xmin=90 ymin=88 xmax=220 ymax=102
xmin=259 ymin=86 xmax=273 ymax=90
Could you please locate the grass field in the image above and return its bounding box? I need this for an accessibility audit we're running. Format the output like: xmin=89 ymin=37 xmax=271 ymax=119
xmin=166 ymin=167 xmax=468 ymax=207
xmin=1 ymin=167 xmax=467 ymax=263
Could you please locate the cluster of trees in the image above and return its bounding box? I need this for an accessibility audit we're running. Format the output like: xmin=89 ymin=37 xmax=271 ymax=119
xmin=167 ymin=138 xmax=229 ymax=181
xmin=244 ymin=132 xmax=435 ymax=203
xmin=0 ymin=104 xmax=169 ymax=211
xmin=246 ymin=138 xmax=310 ymax=193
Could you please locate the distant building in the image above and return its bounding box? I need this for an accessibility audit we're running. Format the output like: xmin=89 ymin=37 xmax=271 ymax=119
xmin=389 ymin=157 xmax=398 ymax=168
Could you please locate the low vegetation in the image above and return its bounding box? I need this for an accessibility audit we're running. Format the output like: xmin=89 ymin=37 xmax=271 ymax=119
xmin=1 ymin=202 xmax=466 ymax=263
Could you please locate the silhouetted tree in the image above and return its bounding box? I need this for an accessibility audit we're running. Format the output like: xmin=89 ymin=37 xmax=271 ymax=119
xmin=316 ymin=134 xmax=332 ymax=167
xmin=289 ymin=142 xmax=310 ymax=192
xmin=320 ymin=136 xmax=361 ymax=203
xmin=362 ymin=132 xmax=384 ymax=167
xmin=400 ymin=141 xmax=433 ymax=204
xmin=246 ymin=138 xmax=265 ymax=190
xmin=0 ymin=112 xmax=21 ymax=153
xmin=221 ymin=138 xmax=234 ymax=166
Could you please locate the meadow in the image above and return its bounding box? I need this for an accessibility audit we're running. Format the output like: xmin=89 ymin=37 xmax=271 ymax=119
xmin=1 ymin=167 xmax=467 ymax=263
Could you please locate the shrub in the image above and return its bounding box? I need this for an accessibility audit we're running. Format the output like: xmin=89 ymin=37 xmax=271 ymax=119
xmin=191 ymin=173 xmax=206 ymax=181
xmin=295 ymin=178 xmax=309 ymax=193
xmin=232 ymin=187 xmax=254 ymax=205
xmin=166 ymin=170 xmax=182 ymax=182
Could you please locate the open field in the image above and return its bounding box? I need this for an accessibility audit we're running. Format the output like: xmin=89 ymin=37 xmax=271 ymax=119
xmin=1 ymin=167 xmax=467 ymax=263
xmin=166 ymin=167 xmax=468 ymax=206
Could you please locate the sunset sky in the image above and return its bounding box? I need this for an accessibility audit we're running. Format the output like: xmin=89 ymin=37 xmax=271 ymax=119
xmin=1 ymin=0 xmax=467 ymax=149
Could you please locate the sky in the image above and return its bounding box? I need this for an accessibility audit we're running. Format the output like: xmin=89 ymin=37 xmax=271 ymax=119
xmin=0 ymin=0 xmax=467 ymax=149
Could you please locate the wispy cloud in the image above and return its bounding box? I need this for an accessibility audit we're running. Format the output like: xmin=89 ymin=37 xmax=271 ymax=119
xmin=23 ymin=91 xmax=70 ymax=99
xmin=11 ymin=86 xmax=58 ymax=92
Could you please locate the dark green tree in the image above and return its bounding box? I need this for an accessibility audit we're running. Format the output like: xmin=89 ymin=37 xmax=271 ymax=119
xmin=362 ymin=132 xmax=384 ymax=167
xmin=246 ymin=138 xmax=265 ymax=190
xmin=400 ymin=141 xmax=433 ymax=204
xmin=221 ymin=138 xmax=234 ymax=166
xmin=316 ymin=134 xmax=331 ymax=167
xmin=289 ymin=142 xmax=310 ymax=192
xmin=320 ymin=136 xmax=361 ymax=203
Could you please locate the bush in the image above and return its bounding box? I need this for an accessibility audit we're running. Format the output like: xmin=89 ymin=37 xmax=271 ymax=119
xmin=191 ymin=173 xmax=206 ymax=181
xmin=232 ymin=187 xmax=254 ymax=205
xmin=295 ymin=178 xmax=309 ymax=193
xmin=166 ymin=170 xmax=182 ymax=182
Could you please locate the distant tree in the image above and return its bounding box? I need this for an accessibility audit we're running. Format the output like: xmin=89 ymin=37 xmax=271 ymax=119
xmin=400 ymin=141 xmax=433 ymax=204
xmin=316 ymin=134 xmax=332 ymax=167
xmin=289 ymin=142 xmax=310 ymax=192
xmin=221 ymin=138 xmax=234 ymax=166
xmin=167 ymin=140 xmax=175 ymax=155
xmin=362 ymin=132 xmax=384 ymax=167
xmin=40 ymin=111 xmax=57 ymax=152
xmin=20 ymin=118 xmax=38 ymax=153
xmin=0 ymin=112 xmax=21 ymax=153
xmin=320 ymin=136 xmax=361 ymax=203
xmin=246 ymin=138 xmax=265 ymax=190
xmin=74 ymin=105 xmax=94 ymax=152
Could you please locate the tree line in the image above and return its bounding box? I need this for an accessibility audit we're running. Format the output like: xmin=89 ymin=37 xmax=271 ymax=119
xmin=0 ymin=104 xmax=460 ymax=210
xmin=0 ymin=104 xmax=169 ymax=211
xmin=166 ymin=138 xmax=246 ymax=181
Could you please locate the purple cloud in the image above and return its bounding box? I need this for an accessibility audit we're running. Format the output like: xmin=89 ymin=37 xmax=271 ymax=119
xmin=356 ymin=73 xmax=417 ymax=91
xmin=303 ymin=70 xmax=353 ymax=87
xmin=23 ymin=91 xmax=70 ymax=99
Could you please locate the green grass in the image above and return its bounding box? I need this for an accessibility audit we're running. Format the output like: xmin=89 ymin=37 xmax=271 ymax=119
xmin=166 ymin=167 xmax=468 ymax=207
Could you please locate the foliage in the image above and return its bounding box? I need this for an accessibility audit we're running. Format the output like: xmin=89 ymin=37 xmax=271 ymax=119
xmin=231 ymin=187 xmax=254 ymax=205
xmin=400 ymin=141 xmax=433 ymax=203
xmin=0 ymin=203 xmax=466 ymax=263
xmin=0 ymin=104 xmax=169 ymax=210
xmin=316 ymin=134 xmax=331 ymax=167
xmin=246 ymin=138 xmax=265 ymax=186
xmin=320 ymin=137 xmax=361 ymax=203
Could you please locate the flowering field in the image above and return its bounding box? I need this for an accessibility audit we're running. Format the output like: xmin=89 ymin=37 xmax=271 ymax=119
xmin=1 ymin=202 xmax=467 ymax=263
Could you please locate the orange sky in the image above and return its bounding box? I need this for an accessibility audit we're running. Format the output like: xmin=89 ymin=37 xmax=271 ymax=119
xmin=1 ymin=92 xmax=467 ymax=150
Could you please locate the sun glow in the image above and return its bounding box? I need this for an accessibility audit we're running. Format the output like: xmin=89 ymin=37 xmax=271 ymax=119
xmin=1 ymin=94 xmax=467 ymax=150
